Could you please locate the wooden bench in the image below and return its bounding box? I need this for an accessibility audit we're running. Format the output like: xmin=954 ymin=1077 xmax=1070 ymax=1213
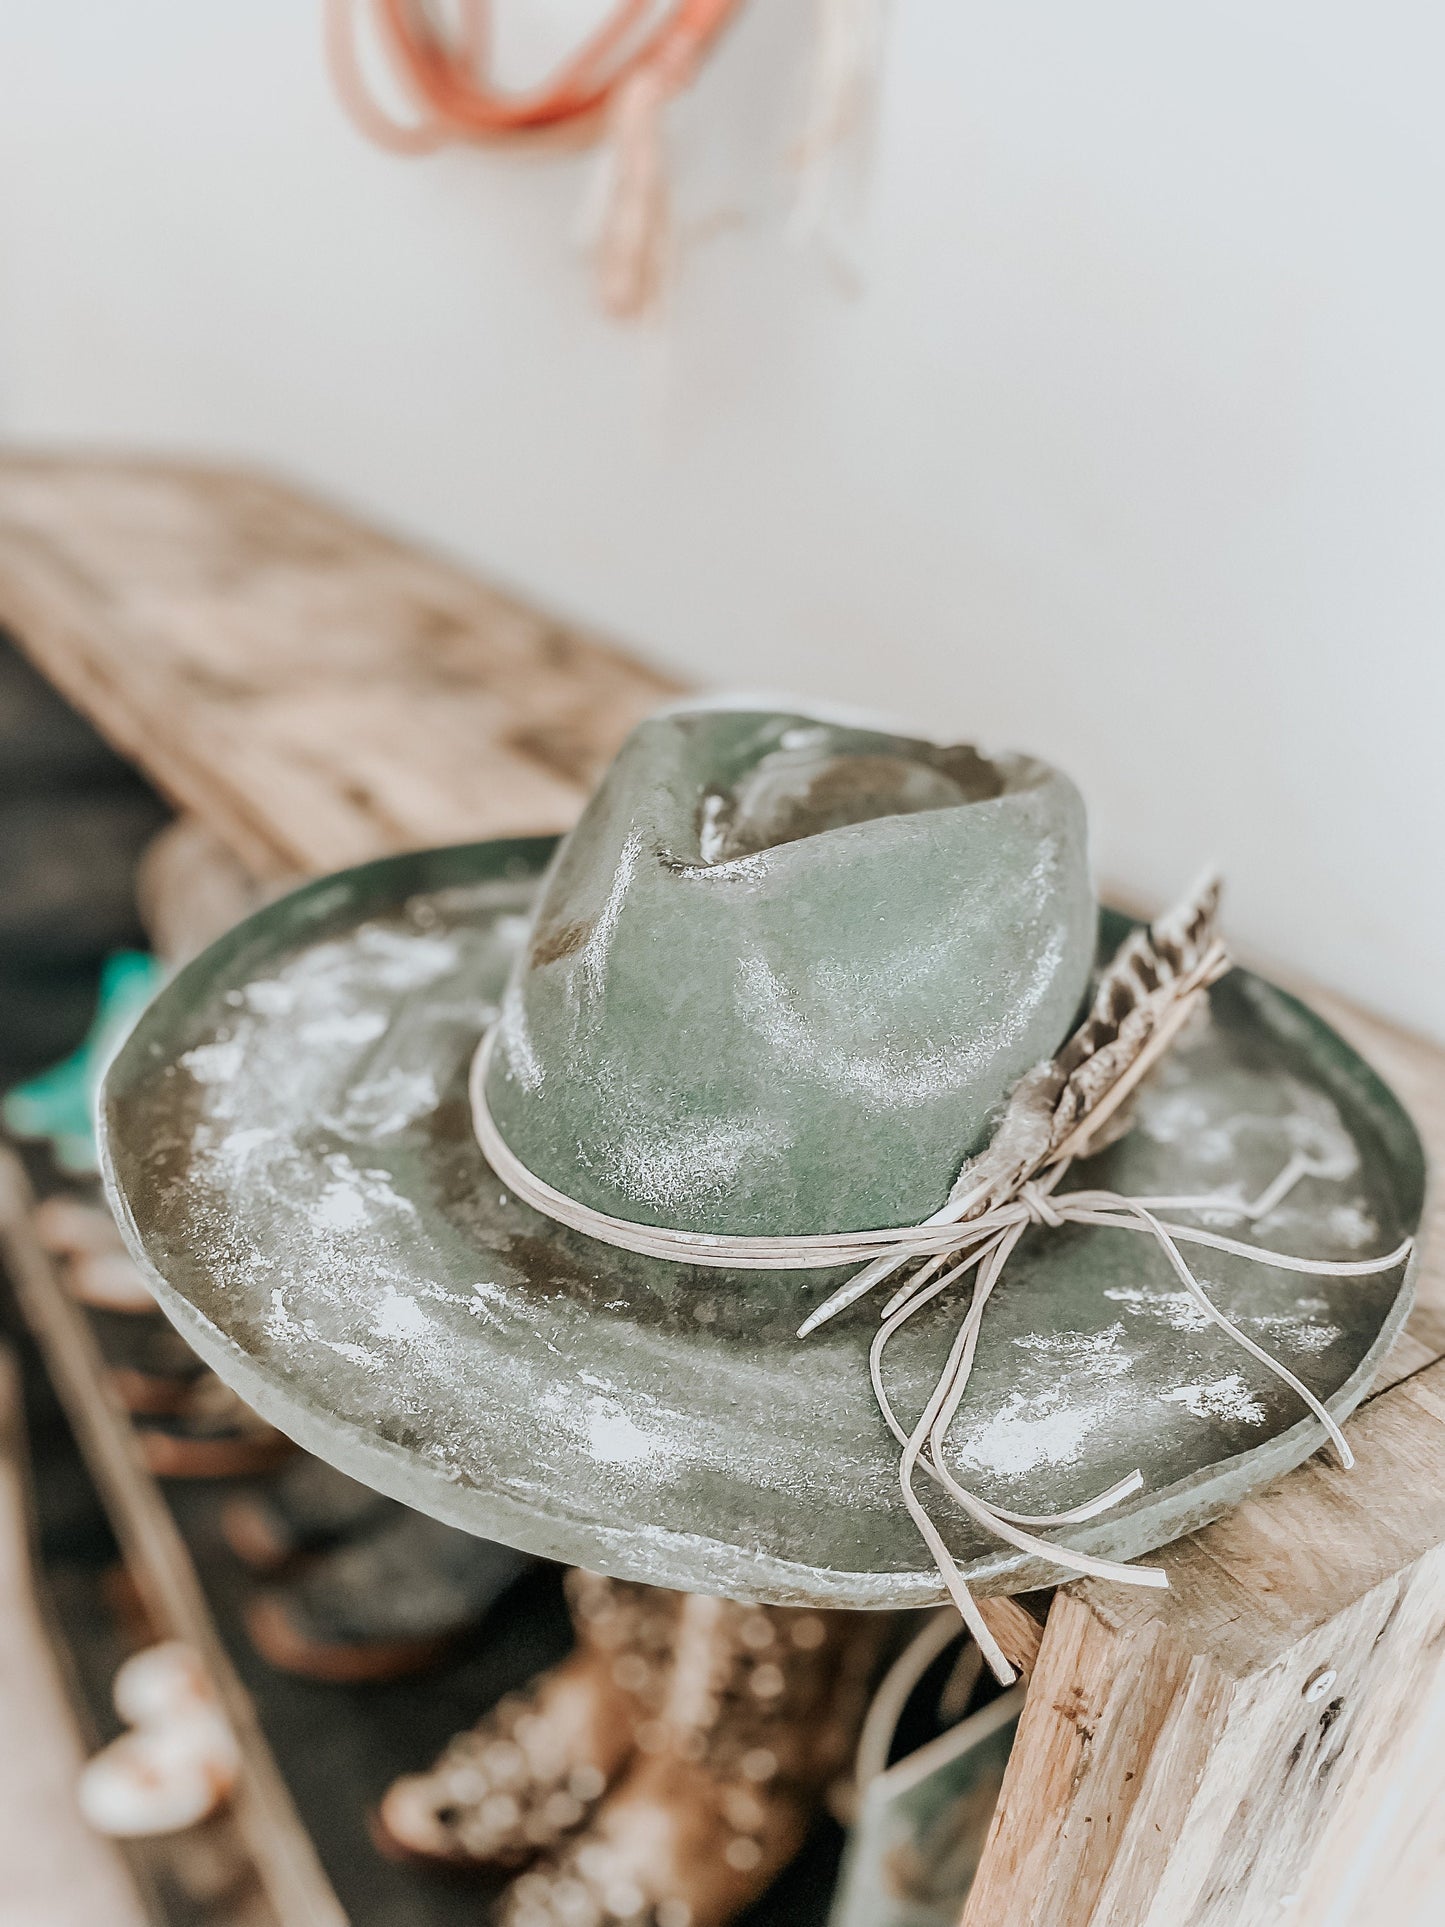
xmin=2 ymin=453 xmax=1440 ymax=1927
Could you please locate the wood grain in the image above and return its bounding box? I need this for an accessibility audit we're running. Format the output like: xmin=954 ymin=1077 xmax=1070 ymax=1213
xmin=976 ymin=1594 xmax=1046 ymax=1683
xmin=0 ymin=454 xmax=680 ymax=878
xmin=964 ymin=1360 xmax=1445 ymax=1927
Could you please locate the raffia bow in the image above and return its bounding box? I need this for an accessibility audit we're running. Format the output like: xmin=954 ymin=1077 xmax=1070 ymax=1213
xmin=470 ymin=875 xmax=1414 ymax=1685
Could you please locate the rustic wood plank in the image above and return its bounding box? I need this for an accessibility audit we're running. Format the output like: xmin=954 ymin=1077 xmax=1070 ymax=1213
xmin=0 ymin=454 xmax=680 ymax=877
xmin=0 ymin=1349 xmax=151 ymax=1927
xmin=976 ymin=1595 xmax=1046 ymax=1682
xmin=1299 ymin=1631 xmax=1445 ymax=1926
xmin=965 ymin=1358 xmax=1445 ymax=1927
xmin=0 ymin=1150 xmax=344 ymax=1927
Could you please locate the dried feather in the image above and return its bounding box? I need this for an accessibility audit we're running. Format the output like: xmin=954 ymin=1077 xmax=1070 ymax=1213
xmin=1048 ymin=871 xmax=1228 ymax=1161
xmin=944 ymin=1060 xmax=1064 ymax=1218
xmin=951 ymin=873 xmax=1228 ymax=1214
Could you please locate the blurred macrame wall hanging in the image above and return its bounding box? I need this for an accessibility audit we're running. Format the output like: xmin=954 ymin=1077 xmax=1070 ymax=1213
xmin=325 ymin=0 xmax=885 ymax=316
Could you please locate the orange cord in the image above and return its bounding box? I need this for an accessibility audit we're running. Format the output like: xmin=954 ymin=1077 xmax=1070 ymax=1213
xmin=325 ymin=1 xmax=747 ymax=315
xmin=328 ymin=0 xmax=744 ymax=149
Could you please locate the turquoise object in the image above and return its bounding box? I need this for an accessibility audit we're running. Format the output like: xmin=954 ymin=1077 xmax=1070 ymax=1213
xmin=98 ymin=837 xmax=1423 ymax=1607
xmin=485 ymin=711 xmax=1095 ymax=1238
xmin=5 ymin=950 xmax=165 ymax=1172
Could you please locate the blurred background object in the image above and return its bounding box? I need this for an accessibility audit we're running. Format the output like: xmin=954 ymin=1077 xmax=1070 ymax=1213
xmin=0 ymin=636 xmax=167 ymax=1093
xmin=77 ymin=1641 xmax=241 ymax=1840
xmin=325 ymin=0 xmax=751 ymax=316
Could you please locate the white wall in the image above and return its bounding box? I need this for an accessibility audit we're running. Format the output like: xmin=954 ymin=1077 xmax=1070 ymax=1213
xmin=1 ymin=3 xmax=1442 ymax=1036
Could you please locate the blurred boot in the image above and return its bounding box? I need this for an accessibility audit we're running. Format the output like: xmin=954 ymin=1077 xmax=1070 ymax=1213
xmin=498 ymin=1600 xmax=887 ymax=1927
xmin=221 ymin=1455 xmax=397 ymax=1575
xmin=244 ymin=1506 xmax=532 ymax=1683
xmin=375 ymin=1571 xmax=682 ymax=1870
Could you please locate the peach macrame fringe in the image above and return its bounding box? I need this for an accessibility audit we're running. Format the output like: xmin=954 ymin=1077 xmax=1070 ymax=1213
xmin=791 ymin=0 xmax=887 ymax=240
xmin=590 ymin=67 xmax=671 ymax=319
xmin=325 ymin=0 xmax=743 ymax=315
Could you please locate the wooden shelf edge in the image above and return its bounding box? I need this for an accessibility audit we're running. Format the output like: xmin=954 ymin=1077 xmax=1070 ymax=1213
xmin=0 ymin=1148 xmax=347 ymax=1927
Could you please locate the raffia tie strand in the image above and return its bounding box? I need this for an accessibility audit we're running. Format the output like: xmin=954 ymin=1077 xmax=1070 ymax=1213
xmin=469 ymin=877 xmax=1413 ymax=1686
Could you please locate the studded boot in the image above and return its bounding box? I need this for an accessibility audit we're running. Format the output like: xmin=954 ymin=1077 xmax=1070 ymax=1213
xmin=498 ymin=1598 xmax=888 ymax=1927
xmin=376 ymin=1571 xmax=683 ymax=1870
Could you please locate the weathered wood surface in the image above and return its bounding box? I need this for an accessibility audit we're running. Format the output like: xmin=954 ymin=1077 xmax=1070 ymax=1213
xmin=964 ymin=1360 xmax=1445 ymax=1926
xmin=0 ymin=1150 xmax=341 ymax=1927
xmin=1 ymin=453 xmax=1441 ymax=1927
xmin=0 ymin=454 xmax=680 ymax=879
xmin=0 ymin=1347 xmax=149 ymax=1927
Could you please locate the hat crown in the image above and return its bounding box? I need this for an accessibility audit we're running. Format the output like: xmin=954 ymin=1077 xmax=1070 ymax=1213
xmin=486 ymin=709 xmax=1095 ymax=1239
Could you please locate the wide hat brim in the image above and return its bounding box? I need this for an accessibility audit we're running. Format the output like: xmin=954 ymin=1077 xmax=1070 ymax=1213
xmin=100 ymin=838 xmax=1424 ymax=1609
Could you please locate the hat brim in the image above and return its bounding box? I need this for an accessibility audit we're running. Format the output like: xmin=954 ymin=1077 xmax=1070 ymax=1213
xmin=100 ymin=838 xmax=1424 ymax=1608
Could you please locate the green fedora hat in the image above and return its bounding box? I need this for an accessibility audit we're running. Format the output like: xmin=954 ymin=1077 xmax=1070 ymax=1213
xmin=100 ymin=707 xmax=1424 ymax=1628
